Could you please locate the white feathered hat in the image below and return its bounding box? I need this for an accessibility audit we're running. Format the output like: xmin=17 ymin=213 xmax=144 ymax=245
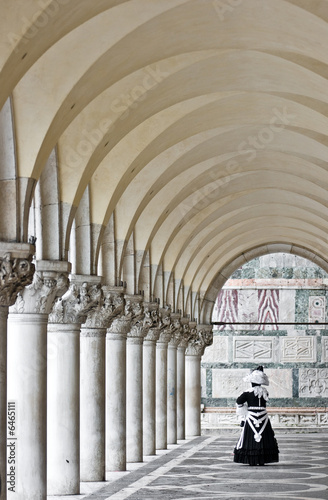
xmin=243 ymin=365 xmax=269 ymax=386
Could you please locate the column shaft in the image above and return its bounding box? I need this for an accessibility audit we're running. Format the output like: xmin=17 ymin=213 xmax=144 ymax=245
xmin=156 ymin=343 xmax=168 ymax=449
xmin=7 ymin=313 xmax=48 ymax=500
xmin=80 ymin=328 xmax=106 ymax=481
xmin=167 ymin=345 xmax=177 ymax=444
xmin=106 ymin=331 xmax=127 ymax=471
xmin=47 ymin=323 xmax=80 ymax=495
xmin=0 ymin=307 xmax=8 ymax=500
xmin=177 ymin=346 xmax=186 ymax=440
xmin=143 ymin=340 xmax=156 ymax=455
xmin=126 ymin=338 xmax=143 ymax=462
xmin=185 ymin=354 xmax=201 ymax=437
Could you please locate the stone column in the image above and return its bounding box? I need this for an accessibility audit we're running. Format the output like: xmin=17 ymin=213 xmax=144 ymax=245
xmin=167 ymin=314 xmax=182 ymax=445
xmin=177 ymin=319 xmax=191 ymax=441
xmin=0 ymin=247 xmax=34 ymax=500
xmin=143 ymin=304 xmax=160 ymax=456
xmin=8 ymin=259 xmax=69 ymax=500
xmin=106 ymin=313 xmax=130 ymax=471
xmin=156 ymin=308 xmax=173 ymax=450
xmin=185 ymin=325 xmax=213 ymax=437
xmin=47 ymin=276 xmax=102 ymax=496
xmin=80 ymin=287 xmax=123 ymax=481
xmin=126 ymin=295 xmax=148 ymax=463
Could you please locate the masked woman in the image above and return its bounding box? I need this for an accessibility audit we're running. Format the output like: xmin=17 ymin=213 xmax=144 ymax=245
xmin=233 ymin=366 xmax=279 ymax=466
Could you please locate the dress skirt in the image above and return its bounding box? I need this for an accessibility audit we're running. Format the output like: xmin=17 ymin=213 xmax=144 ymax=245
xmin=234 ymin=417 xmax=279 ymax=466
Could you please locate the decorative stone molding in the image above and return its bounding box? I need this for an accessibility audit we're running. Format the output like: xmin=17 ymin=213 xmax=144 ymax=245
xmin=83 ymin=286 xmax=124 ymax=328
xmin=0 ymin=252 xmax=35 ymax=307
xmin=299 ymin=368 xmax=328 ymax=397
xmin=49 ymin=277 xmax=102 ymax=324
xmin=80 ymin=328 xmax=106 ymax=338
xmin=186 ymin=325 xmax=213 ymax=356
xmin=9 ymin=265 xmax=70 ymax=315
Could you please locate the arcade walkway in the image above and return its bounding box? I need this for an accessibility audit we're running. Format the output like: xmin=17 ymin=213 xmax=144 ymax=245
xmin=48 ymin=433 xmax=328 ymax=499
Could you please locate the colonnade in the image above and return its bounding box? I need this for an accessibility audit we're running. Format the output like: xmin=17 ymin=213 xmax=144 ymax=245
xmin=0 ymin=254 xmax=213 ymax=500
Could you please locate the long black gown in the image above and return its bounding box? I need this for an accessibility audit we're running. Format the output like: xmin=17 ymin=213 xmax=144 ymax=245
xmin=233 ymin=388 xmax=279 ymax=466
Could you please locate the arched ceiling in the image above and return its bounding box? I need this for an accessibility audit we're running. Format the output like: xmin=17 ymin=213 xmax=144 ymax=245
xmin=1 ymin=0 xmax=328 ymax=318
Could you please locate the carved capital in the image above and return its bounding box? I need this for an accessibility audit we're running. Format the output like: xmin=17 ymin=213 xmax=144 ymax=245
xmin=178 ymin=320 xmax=192 ymax=348
xmin=144 ymin=327 xmax=161 ymax=343
xmin=9 ymin=269 xmax=69 ymax=314
xmin=124 ymin=294 xmax=144 ymax=325
xmin=185 ymin=324 xmax=213 ymax=356
xmin=49 ymin=280 xmax=102 ymax=324
xmin=0 ymin=253 xmax=35 ymax=307
xmin=107 ymin=315 xmax=131 ymax=337
xmin=84 ymin=286 xmax=124 ymax=328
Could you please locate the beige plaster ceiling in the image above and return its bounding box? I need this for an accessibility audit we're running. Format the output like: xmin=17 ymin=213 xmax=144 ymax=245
xmin=1 ymin=0 xmax=328 ymax=318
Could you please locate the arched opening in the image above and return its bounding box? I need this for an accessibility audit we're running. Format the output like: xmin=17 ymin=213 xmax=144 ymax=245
xmin=201 ymin=250 xmax=328 ymax=432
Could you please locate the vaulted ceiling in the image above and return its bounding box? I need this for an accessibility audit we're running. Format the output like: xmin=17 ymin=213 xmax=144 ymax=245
xmin=1 ymin=0 xmax=328 ymax=321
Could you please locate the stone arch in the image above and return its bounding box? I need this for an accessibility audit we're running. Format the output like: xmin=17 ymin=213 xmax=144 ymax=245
xmin=200 ymin=243 xmax=328 ymax=324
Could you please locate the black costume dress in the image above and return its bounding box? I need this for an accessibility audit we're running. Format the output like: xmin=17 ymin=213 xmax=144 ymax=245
xmin=233 ymin=387 xmax=279 ymax=466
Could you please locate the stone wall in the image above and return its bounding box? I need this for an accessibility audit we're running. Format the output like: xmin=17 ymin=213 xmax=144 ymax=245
xmin=201 ymin=253 xmax=328 ymax=430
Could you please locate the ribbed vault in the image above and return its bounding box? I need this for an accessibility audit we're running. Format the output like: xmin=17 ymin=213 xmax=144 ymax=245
xmin=1 ymin=0 xmax=328 ymax=323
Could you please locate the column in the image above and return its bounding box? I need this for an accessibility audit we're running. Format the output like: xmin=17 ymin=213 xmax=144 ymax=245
xmin=143 ymin=322 xmax=160 ymax=456
xmin=167 ymin=314 xmax=182 ymax=445
xmin=126 ymin=323 xmax=146 ymax=462
xmin=185 ymin=325 xmax=213 ymax=437
xmin=0 ymin=248 xmax=34 ymax=500
xmin=156 ymin=308 xmax=172 ymax=450
xmin=47 ymin=277 xmax=102 ymax=495
xmin=106 ymin=315 xmax=130 ymax=471
xmin=0 ymin=306 xmax=8 ymax=500
xmin=177 ymin=320 xmax=191 ymax=441
xmin=7 ymin=259 xmax=69 ymax=500
xmin=80 ymin=287 xmax=123 ymax=481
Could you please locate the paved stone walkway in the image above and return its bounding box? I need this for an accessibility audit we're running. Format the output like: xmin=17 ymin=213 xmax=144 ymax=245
xmin=48 ymin=433 xmax=328 ymax=499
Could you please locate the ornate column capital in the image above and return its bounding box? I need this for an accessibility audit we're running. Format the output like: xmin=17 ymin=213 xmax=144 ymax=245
xmin=178 ymin=318 xmax=193 ymax=349
xmin=157 ymin=307 xmax=173 ymax=345
xmin=143 ymin=302 xmax=160 ymax=343
xmin=124 ymin=294 xmax=144 ymax=324
xmin=185 ymin=324 xmax=213 ymax=356
xmin=169 ymin=313 xmax=183 ymax=348
xmin=0 ymin=251 xmax=35 ymax=307
xmin=49 ymin=275 xmax=102 ymax=324
xmin=83 ymin=286 xmax=124 ymax=328
xmin=9 ymin=260 xmax=71 ymax=314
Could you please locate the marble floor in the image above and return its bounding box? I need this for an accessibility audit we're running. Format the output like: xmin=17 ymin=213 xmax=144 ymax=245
xmin=48 ymin=433 xmax=328 ymax=499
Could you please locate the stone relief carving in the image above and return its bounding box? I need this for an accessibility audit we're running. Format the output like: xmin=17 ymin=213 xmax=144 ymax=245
xmin=84 ymin=287 xmax=123 ymax=328
xmin=299 ymin=368 xmax=328 ymax=397
xmin=282 ymin=336 xmax=316 ymax=362
xmin=234 ymin=337 xmax=273 ymax=362
xmin=10 ymin=270 xmax=68 ymax=314
xmin=322 ymin=337 xmax=328 ymax=362
xmin=186 ymin=327 xmax=213 ymax=356
xmin=0 ymin=253 xmax=35 ymax=307
xmin=49 ymin=282 xmax=102 ymax=324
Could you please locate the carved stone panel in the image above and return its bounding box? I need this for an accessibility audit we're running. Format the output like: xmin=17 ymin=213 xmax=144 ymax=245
xmin=281 ymin=336 xmax=316 ymax=362
xmin=309 ymin=295 xmax=325 ymax=329
xmin=299 ymin=368 xmax=328 ymax=397
xmin=233 ymin=336 xmax=274 ymax=362
xmin=321 ymin=337 xmax=328 ymax=362
xmin=212 ymin=369 xmax=249 ymax=398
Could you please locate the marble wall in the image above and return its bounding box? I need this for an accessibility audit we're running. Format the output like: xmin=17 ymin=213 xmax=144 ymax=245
xmin=201 ymin=254 xmax=328 ymax=420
